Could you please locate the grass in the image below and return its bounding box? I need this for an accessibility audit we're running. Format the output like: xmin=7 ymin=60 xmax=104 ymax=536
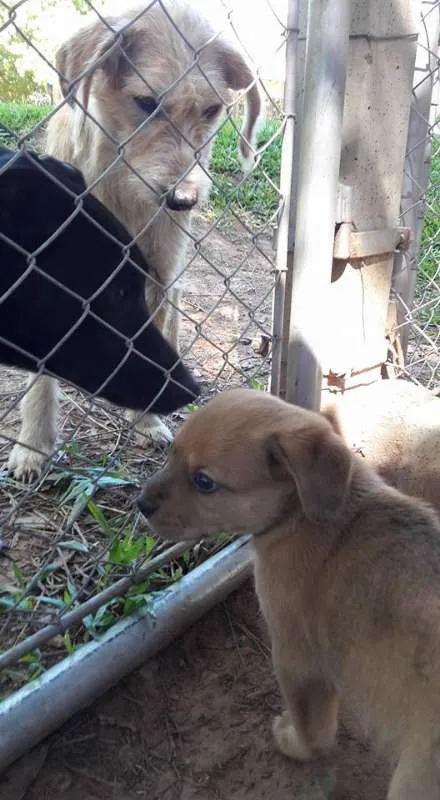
xmin=0 ymin=101 xmax=52 ymax=148
xmin=419 ymin=136 xmax=440 ymax=282
xmin=408 ymin=135 xmax=440 ymax=336
xmin=208 ymin=116 xmax=283 ymax=226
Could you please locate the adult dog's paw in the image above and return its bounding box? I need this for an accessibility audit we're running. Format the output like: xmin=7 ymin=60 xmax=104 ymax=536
xmin=128 ymin=412 xmax=174 ymax=447
xmin=7 ymin=444 xmax=48 ymax=483
xmin=272 ymin=711 xmax=313 ymax=761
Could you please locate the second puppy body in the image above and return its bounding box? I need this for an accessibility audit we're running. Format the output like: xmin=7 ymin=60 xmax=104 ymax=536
xmin=138 ymin=388 xmax=440 ymax=799
xmin=321 ymin=378 xmax=440 ymax=511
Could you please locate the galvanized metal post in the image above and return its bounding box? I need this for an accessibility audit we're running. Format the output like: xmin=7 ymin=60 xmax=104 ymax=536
xmin=271 ymin=0 xmax=299 ymax=397
xmin=284 ymin=0 xmax=350 ymax=410
xmin=393 ymin=0 xmax=440 ymax=358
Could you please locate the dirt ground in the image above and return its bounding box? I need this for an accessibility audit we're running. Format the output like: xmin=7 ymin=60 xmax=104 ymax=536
xmin=2 ymin=581 xmax=390 ymax=800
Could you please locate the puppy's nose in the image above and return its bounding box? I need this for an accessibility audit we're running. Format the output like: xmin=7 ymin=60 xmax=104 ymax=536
xmin=166 ymin=185 xmax=198 ymax=211
xmin=137 ymin=492 xmax=161 ymax=517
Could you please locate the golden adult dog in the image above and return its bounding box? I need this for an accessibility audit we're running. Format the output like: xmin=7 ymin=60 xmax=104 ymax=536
xmin=8 ymin=0 xmax=261 ymax=480
xmin=138 ymin=387 xmax=440 ymax=798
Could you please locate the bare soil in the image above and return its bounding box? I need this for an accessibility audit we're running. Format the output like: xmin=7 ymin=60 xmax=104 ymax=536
xmin=1 ymin=582 xmax=389 ymax=800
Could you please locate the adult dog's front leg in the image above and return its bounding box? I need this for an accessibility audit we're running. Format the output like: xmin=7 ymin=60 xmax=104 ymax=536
xmin=272 ymin=645 xmax=339 ymax=761
xmin=164 ymin=286 xmax=182 ymax=354
xmin=128 ymin=284 xmax=183 ymax=447
xmin=8 ymin=374 xmax=58 ymax=482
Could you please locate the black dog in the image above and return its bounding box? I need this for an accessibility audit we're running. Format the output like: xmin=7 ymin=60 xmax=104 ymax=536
xmin=0 ymin=146 xmax=199 ymax=413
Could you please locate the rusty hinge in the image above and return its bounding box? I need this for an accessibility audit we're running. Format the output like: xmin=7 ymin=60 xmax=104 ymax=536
xmin=333 ymin=223 xmax=411 ymax=260
xmin=325 ymin=364 xmax=383 ymax=391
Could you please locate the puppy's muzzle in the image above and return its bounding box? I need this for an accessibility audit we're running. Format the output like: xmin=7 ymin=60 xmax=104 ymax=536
xmin=166 ymin=184 xmax=198 ymax=211
xmin=137 ymin=489 xmax=162 ymax=518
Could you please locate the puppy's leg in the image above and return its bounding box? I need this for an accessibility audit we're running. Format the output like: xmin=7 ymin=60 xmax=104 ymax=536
xmin=8 ymin=374 xmax=58 ymax=481
xmin=273 ymin=658 xmax=338 ymax=761
xmin=388 ymin=744 xmax=440 ymax=800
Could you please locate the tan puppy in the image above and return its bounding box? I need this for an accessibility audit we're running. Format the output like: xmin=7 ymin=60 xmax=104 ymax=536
xmin=138 ymin=388 xmax=440 ymax=799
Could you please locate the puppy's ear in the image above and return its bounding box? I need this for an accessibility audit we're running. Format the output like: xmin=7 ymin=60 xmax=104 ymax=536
xmin=56 ymin=20 xmax=136 ymax=111
xmin=267 ymin=424 xmax=353 ymax=523
xmin=218 ymin=46 xmax=262 ymax=170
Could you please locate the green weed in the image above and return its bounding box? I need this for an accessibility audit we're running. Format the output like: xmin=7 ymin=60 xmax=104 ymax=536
xmin=0 ymin=101 xmax=50 ymax=148
xmin=208 ymin=117 xmax=283 ymax=224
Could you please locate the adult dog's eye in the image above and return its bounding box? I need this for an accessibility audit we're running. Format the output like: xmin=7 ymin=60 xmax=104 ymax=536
xmin=203 ymin=104 xmax=222 ymax=120
xmin=135 ymin=96 xmax=159 ymax=116
xmin=191 ymin=471 xmax=219 ymax=493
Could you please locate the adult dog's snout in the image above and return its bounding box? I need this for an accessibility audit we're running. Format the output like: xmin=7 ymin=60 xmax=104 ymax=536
xmin=166 ymin=184 xmax=198 ymax=211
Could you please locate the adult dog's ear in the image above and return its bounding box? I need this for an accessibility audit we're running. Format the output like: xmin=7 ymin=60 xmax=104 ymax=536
xmin=266 ymin=423 xmax=353 ymax=523
xmin=218 ymin=45 xmax=262 ymax=170
xmin=56 ymin=19 xmax=137 ymax=111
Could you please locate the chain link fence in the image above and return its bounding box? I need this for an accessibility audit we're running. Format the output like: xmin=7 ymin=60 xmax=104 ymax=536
xmin=0 ymin=0 xmax=439 ymax=761
xmin=391 ymin=0 xmax=440 ymax=390
xmin=0 ymin=0 xmax=286 ymax=699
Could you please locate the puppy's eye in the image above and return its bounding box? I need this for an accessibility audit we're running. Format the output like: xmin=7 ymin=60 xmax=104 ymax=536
xmin=191 ymin=471 xmax=218 ymax=493
xmin=135 ymin=96 xmax=159 ymax=116
xmin=203 ymin=104 xmax=222 ymax=120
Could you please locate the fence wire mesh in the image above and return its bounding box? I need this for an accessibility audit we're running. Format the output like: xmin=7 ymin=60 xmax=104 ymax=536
xmin=0 ymin=0 xmax=286 ymax=696
xmin=1 ymin=0 xmax=439 ymax=706
xmin=392 ymin=0 xmax=440 ymax=389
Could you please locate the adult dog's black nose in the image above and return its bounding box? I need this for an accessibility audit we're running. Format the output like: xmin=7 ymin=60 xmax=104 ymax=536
xmin=166 ymin=185 xmax=198 ymax=211
xmin=137 ymin=492 xmax=161 ymax=517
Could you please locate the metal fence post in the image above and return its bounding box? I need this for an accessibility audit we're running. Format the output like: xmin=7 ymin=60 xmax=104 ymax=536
xmin=270 ymin=0 xmax=299 ymax=397
xmin=284 ymin=0 xmax=351 ymax=410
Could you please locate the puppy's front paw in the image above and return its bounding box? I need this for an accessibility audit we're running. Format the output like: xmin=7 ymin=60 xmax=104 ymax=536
xmin=7 ymin=444 xmax=48 ymax=483
xmin=128 ymin=412 xmax=174 ymax=447
xmin=273 ymin=712 xmax=312 ymax=761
